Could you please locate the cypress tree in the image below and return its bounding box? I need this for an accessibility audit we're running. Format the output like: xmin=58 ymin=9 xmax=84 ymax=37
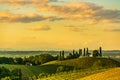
xmin=79 ymin=49 xmax=82 ymax=56
xmin=86 ymin=48 xmax=89 ymax=57
xmin=73 ymin=49 xmax=75 ymax=55
xmin=61 ymin=50 xmax=64 ymax=60
xmin=83 ymin=48 xmax=86 ymax=56
xmin=58 ymin=51 xmax=62 ymax=60
xmin=99 ymin=47 xmax=102 ymax=57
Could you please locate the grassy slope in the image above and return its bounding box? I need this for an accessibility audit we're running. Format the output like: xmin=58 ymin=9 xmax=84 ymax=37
xmin=38 ymin=57 xmax=120 ymax=80
xmin=0 ymin=64 xmax=39 ymax=79
xmin=0 ymin=64 xmax=59 ymax=79
xmin=43 ymin=57 xmax=120 ymax=69
xmin=77 ymin=68 xmax=120 ymax=80
xmin=38 ymin=68 xmax=110 ymax=80
xmin=0 ymin=57 xmax=120 ymax=80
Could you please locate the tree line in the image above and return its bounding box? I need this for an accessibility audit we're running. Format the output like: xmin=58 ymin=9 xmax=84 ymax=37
xmin=0 ymin=54 xmax=56 ymax=65
xmin=58 ymin=47 xmax=103 ymax=60
xmin=0 ymin=47 xmax=102 ymax=65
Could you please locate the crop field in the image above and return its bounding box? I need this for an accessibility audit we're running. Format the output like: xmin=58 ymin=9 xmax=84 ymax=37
xmin=77 ymin=68 xmax=120 ymax=80
xmin=38 ymin=68 xmax=109 ymax=80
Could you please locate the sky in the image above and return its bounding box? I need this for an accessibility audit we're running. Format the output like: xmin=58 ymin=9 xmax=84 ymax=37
xmin=0 ymin=0 xmax=120 ymax=50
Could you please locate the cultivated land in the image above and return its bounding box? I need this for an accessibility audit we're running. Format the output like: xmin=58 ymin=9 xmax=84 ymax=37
xmin=0 ymin=57 xmax=120 ymax=80
xmin=38 ymin=58 xmax=120 ymax=80
xmin=77 ymin=68 xmax=120 ymax=80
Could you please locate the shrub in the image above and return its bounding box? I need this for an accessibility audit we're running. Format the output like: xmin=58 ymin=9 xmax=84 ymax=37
xmin=38 ymin=73 xmax=49 ymax=78
xmin=1 ymin=77 xmax=11 ymax=80
xmin=56 ymin=66 xmax=65 ymax=73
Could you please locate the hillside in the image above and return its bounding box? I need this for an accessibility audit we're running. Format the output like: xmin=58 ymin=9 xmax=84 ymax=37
xmin=0 ymin=57 xmax=120 ymax=80
xmin=0 ymin=64 xmax=58 ymax=79
xmin=37 ymin=58 xmax=120 ymax=80
xmin=77 ymin=68 xmax=120 ymax=80
xmin=43 ymin=57 xmax=120 ymax=69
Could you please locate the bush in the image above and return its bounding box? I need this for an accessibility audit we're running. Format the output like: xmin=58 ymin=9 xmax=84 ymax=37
xmin=56 ymin=66 xmax=65 ymax=73
xmin=38 ymin=73 xmax=49 ymax=78
xmin=1 ymin=77 xmax=11 ymax=80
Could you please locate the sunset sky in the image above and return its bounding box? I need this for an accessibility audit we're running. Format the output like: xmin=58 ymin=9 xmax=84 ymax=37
xmin=0 ymin=0 xmax=120 ymax=50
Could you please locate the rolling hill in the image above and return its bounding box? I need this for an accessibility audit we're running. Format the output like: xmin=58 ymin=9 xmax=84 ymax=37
xmin=43 ymin=57 xmax=120 ymax=69
xmin=38 ymin=57 xmax=120 ymax=80
xmin=0 ymin=57 xmax=120 ymax=80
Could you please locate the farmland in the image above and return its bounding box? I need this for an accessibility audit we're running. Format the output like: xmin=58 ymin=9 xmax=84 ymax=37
xmin=0 ymin=55 xmax=120 ymax=80
xmin=77 ymin=68 xmax=120 ymax=80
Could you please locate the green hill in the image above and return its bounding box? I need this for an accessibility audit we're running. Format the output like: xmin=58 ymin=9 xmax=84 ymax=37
xmin=0 ymin=64 xmax=59 ymax=79
xmin=0 ymin=57 xmax=120 ymax=80
xmin=43 ymin=57 xmax=120 ymax=69
xmin=38 ymin=57 xmax=120 ymax=80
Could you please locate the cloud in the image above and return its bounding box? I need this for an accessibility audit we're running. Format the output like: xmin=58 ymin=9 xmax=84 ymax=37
xmin=1 ymin=1 xmax=120 ymax=24
xmin=29 ymin=25 xmax=51 ymax=31
xmin=104 ymin=28 xmax=120 ymax=32
xmin=0 ymin=0 xmax=50 ymax=6
xmin=37 ymin=2 xmax=120 ymax=24
xmin=0 ymin=12 xmax=63 ymax=23
xmin=66 ymin=25 xmax=84 ymax=32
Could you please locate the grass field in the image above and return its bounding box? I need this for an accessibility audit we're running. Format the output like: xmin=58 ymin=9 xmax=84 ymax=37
xmin=43 ymin=57 xmax=120 ymax=69
xmin=77 ymin=68 xmax=120 ymax=80
xmin=38 ymin=57 xmax=120 ymax=80
xmin=0 ymin=57 xmax=120 ymax=80
xmin=38 ymin=68 xmax=111 ymax=80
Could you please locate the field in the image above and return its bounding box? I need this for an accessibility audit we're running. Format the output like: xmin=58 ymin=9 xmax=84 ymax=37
xmin=37 ymin=57 xmax=120 ymax=80
xmin=0 ymin=57 xmax=120 ymax=80
xmin=38 ymin=68 xmax=111 ymax=80
xmin=77 ymin=68 xmax=120 ymax=80
xmin=43 ymin=57 xmax=120 ymax=69
xmin=0 ymin=64 xmax=59 ymax=79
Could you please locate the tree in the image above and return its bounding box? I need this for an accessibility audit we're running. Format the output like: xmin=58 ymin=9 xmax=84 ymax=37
xmin=73 ymin=49 xmax=75 ymax=55
xmin=58 ymin=51 xmax=62 ymax=61
xmin=93 ymin=50 xmax=99 ymax=57
xmin=83 ymin=48 xmax=86 ymax=56
xmin=0 ymin=67 xmax=11 ymax=79
xmin=99 ymin=47 xmax=102 ymax=57
xmin=79 ymin=49 xmax=82 ymax=56
xmin=14 ymin=58 xmax=23 ymax=64
xmin=61 ymin=50 xmax=64 ymax=60
xmin=86 ymin=48 xmax=89 ymax=57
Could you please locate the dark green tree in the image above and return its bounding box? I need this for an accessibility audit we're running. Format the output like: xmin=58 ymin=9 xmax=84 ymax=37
xmin=93 ymin=50 xmax=99 ymax=57
xmin=73 ymin=49 xmax=75 ymax=55
xmin=99 ymin=47 xmax=102 ymax=57
xmin=86 ymin=48 xmax=89 ymax=57
xmin=61 ymin=50 xmax=64 ymax=60
xmin=79 ymin=49 xmax=82 ymax=56
xmin=83 ymin=48 xmax=86 ymax=56
xmin=58 ymin=51 xmax=62 ymax=61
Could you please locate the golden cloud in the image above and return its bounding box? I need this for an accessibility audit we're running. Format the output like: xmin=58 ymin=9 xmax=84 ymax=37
xmin=104 ymin=28 xmax=120 ymax=32
xmin=0 ymin=0 xmax=50 ymax=6
xmin=29 ymin=25 xmax=51 ymax=31
xmin=0 ymin=1 xmax=120 ymax=24
xmin=0 ymin=12 xmax=63 ymax=23
xmin=37 ymin=2 xmax=120 ymax=24
xmin=66 ymin=25 xmax=84 ymax=32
